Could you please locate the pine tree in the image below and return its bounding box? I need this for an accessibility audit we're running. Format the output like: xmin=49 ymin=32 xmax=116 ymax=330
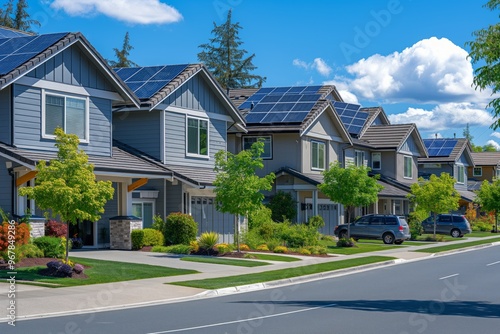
xmin=108 ymin=32 xmax=138 ymax=68
xmin=198 ymin=10 xmax=266 ymax=89
xmin=0 ymin=0 xmax=14 ymax=28
xmin=13 ymin=0 xmax=40 ymax=32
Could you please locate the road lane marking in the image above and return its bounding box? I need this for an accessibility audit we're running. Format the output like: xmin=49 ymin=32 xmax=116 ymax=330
xmin=439 ymin=273 xmax=459 ymax=280
xmin=146 ymin=303 xmax=337 ymax=333
xmin=487 ymin=261 xmax=500 ymax=266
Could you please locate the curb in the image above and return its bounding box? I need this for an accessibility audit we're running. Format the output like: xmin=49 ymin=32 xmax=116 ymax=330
xmin=429 ymin=242 xmax=499 ymax=257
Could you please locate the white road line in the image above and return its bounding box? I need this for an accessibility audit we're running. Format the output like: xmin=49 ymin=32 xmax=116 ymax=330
xmin=486 ymin=261 xmax=500 ymax=266
xmin=439 ymin=273 xmax=459 ymax=280
xmin=146 ymin=303 xmax=337 ymax=334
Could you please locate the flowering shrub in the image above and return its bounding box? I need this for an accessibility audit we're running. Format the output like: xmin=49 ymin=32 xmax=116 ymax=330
xmin=239 ymin=244 xmax=250 ymax=251
xmin=73 ymin=263 xmax=84 ymax=274
xmin=337 ymin=238 xmax=356 ymax=248
xmin=299 ymin=248 xmax=311 ymax=255
xmin=189 ymin=240 xmax=199 ymax=253
xmin=45 ymin=220 xmax=67 ymax=237
xmin=273 ymin=245 xmax=288 ymax=253
xmin=45 ymin=261 xmax=73 ymax=277
xmin=256 ymin=244 xmax=269 ymax=251
xmin=0 ymin=222 xmax=30 ymax=252
xmin=215 ymin=243 xmax=233 ymax=255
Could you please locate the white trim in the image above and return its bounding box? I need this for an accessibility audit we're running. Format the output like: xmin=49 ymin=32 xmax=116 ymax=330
xmin=355 ymin=150 xmax=365 ymax=167
xmin=41 ymin=89 xmax=90 ymax=143
xmin=473 ymin=166 xmax=482 ymax=177
xmin=0 ymin=153 xmax=34 ymax=169
xmin=15 ymin=76 xmax=123 ymax=101
xmin=403 ymin=155 xmax=413 ymax=179
xmin=306 ymin=132 xmax=343 ymax=142
xmin=93 ymin=171 xmax=170 ymax=179
xmin=311 ymin=140 xmax=326 ymax=171
xmin=166 ymin=105 xmax=234 ymax=122
xmin=305 ymin=198 xmax=336 ymax=204
xmin=242 ymin=135 xmax=272 ymax=159
xmin=160 ymin=111 xmax=166 ymax=163
xmin=186 ymin=116 xmax=210 ymax=159
xmin=456 ymin=163 xmax=465 ymax=184
xmin=372 ymin=152 xmax=381 ymax=170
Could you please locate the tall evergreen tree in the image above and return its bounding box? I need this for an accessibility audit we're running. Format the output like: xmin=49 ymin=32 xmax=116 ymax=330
xmin=0 ymin=0 xmax=14 ymax=28
xmin=13 ymin=0 xmax=40 ymax=32
xmin=198 ymin=10 xmax=266 ymax=89
xmin=108 ymin=32 xmax=138 ymax=68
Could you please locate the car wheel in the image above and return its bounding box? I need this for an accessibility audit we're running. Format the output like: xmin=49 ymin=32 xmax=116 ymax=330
xmin=450 ymin=229 xmax=461 ymax=238
xmin=394 ymin=240 xmax=403 ymax=245
xmin=338 ymin=230 xmax=348 ymax=239
xmin=383 ymin=233 xmax=395 ymax=244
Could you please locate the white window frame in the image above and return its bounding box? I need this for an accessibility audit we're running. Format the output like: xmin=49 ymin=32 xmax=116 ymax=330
xmin=403 ymin=155 xmax=413 ymax=179
xmin=311 ymin=140 xmax=325 ymax=170
xmin=372 ymin=152 xmax=381 ymax=170
xmin=242 ymin=135 xmax=272 ymax=159
xmin=41 ymin=90 xmax=90 ymax=143
xmin=457 ymin=164 xmax=465 ymax=184
xmin=355 ymin=150 xmax=365 ymax=167
xmin=186 ymin=116 xmax=209 ymax=158
xmin=132 ymin=200 xmax=155 ymax=228
xmin=473 ymin=167 xmax=482 ymax=177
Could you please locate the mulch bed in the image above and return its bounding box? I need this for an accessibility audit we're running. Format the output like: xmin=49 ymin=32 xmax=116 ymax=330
xmin=0 ymin=257 xmax=88 ymax=279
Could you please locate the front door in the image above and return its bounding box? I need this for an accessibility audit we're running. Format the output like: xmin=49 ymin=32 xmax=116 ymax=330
xmin=69 ymin=221 xmax=94 ymax=246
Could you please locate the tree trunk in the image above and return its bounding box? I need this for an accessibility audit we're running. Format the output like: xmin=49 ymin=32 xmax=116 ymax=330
xmin=65 ymin=222 xmax=70 ymax=262
xmin=346 ymin=206 xmax=351 ymax=239
xmin=433 ymin=212 xmax=437 ymax=239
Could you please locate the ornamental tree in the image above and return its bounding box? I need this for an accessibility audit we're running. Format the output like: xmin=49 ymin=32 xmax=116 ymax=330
xmin=213 ymin=141 xmax=275 ymax=251
xmin=475 ymin=179 xmax=500 ymax=232
xmin=19 ymin=128 xmax=114 ymax=261
xmin=407 ymin=173 xmax=460 ymax=238
xmin=318 ymin=162 xmax=383 ymax=238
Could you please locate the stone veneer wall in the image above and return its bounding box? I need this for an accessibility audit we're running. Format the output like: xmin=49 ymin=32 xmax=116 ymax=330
xmin=109 ymin=217 xmax=142 ymax=250
xmin=29 ymin=222 xmax=45 ymax=238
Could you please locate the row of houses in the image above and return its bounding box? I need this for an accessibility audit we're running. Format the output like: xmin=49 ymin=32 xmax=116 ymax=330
xmin=1 ymin=27 xmax=499 ymax=248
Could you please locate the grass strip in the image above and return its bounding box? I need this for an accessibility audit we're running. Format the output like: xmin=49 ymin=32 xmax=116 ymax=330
xmin=0 ymin=257 xmax=198 ymax=287
xmin=357 ymin=240 xmax=426 ymax=246
xmin=321 ymin=242 xmax=401 ymax=255
xmin=416 ymin=237 xmax=500 ymax=253
xmin=246 ymin=253 xmax=301 ymax=262
xmin=171 ymin=256 xmax=394 ymax=289
xmin=180 ymin=256 xmax=269 ymax=267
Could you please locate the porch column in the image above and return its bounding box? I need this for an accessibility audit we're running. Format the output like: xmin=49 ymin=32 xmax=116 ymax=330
xmin=296 ymin=191 xmax=301 ymax=223
xmin=374 ymin=200 xmax=379 ymax=214
xmin=119 ymin=180 xmax=134 ymax=216
xmin=312 ymin=190 xmax=318 ymax=216
xmin=392 ymin=200 xmax=396 ymax=214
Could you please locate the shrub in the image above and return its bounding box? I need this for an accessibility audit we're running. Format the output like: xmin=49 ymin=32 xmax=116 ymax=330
xmin=239 ymin=243 xmax=250 ymax=251
xmin=0 ymin=222 xmax=30 ymax=252
xmin=45 ymin=220 xmax=67 ymax=237
xmin=265 ymin=239 xmax=281 ymax=251
xmin=71 ymin=237 xmax=84 ymax=249
xmin=44 ymin=260 xmax=73 ymax=277
xmin=215 ymin=243 xmax=233 ymax=255
xmin=47 ymin=260 xmax=62 ymax=270
xmin=151 ymin=244 xmax=192 ymax=254
xmin=189 ymin=240 xmax=199 ymax=253
xmin=33 ymin=236 xmax=65 ymax=258
xmin=299 ymin=248 xmax=311 ymax=255
xmin=243 ymin=253 xmax=256 ymax=259
xmin=471 ymin=220 xmax=493 ymax=232
xmin=320 ymin=234 xmax=335 ymax=242
xmin=248 ymin=205 xmax=273 ymax=229
xmin=424 ymin=234 xmax=445 ymax=242
xmin=131 ymin=229 xmax=165 ymax=250
xmin=198 ymin=232 xmax=219 ymax=251
xmin=306 ymin=245 xmax=328 ymax=255
xmin=151 ymin=215 xmax=166 ymax=233
xmin=273 ymin=245 xmax=288 ymax=253
xmin=279 ymin=222 xmax=320 ymax=248
xmin=307 ymin=216 xmax=325 ymax=229
xmin=256 ymin=244 xmax=269 ymax=251
xmin=408 ymin=210 xmax=426 ymax=240
xmin=164 ymin=213 xmax=198 ymax=245
xmin=267 ymin=191 xmax=297 ymax=222
xmin=18 ymin=243 xmax=44 ymax=259
xmin=337 ymin=238 xmax=356 ymax=247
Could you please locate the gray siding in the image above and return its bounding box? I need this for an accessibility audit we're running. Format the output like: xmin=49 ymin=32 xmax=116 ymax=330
xmin=12 ymin=84 xmax=113 ymax=156
xmin=165 ymin=182 xmax=183 ymax=216
xmin=253 ymin=133 xmax=301 ymax=177
xmin=97 ymin=183 xmax=119 ymax=246
xmin=0 ymin=156 xmax=13 ymax=215
xmin=400 ymin=135 xmax=421 ymax=156
xmin=162 ymin=74 xmax=226 ymax=115
xmin=164 ymin=111 xmax=226 ymax=168
xmin=113 ymin=110 xmax=162 ymax=160
xmin=27 ymin=45 xmax=114 ymax=91
xmin=0 ymin=87 xmax=11 ymax=144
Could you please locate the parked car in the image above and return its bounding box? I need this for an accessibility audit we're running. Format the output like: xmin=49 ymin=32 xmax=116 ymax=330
xmin=421 ymin=214 xmax=472 ymax=238
xmin=334 ymin=214 xmax=411 ymax=244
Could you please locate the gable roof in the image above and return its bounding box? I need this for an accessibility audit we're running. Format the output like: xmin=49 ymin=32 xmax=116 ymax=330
xmin=419 ymin=138 xmax=473 ymax=164
xmin=0 ymin=31 xmax=139 ymax=107
xmin=114 ymin=63 xmax=245 ymax=126
xmin=358 ymin=106 xmax=390 ymax=137
xmin=359 ymin=123 xmax=427 ymax=156
xmin=471 ymin=151 xmax=500 ymax=166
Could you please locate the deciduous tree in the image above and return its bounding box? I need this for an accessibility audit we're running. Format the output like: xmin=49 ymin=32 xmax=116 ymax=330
xmin=476 ymin=179 xmax=500 ymax=232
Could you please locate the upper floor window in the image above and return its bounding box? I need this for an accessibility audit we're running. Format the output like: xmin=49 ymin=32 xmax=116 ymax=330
xmin=311 ymin=140 xmax=325 ymax=170
xmin=355 ymin=151 xmax=365 ymax=167
xmin=497 ymin=168 xmax=500 ymax=179
xmin=457 ymin=164 xmax=465 ymax=184
xmin=187 ymin=117 xmax=208 ymax=157
xmin=44 ymin=93 xmax=88 ymax=141
xmin=404 ymin=156 xmax=413 ymax=179
xmin=372 ymin=152 xmax=381 ymax=170
xmin=473 ymin=167 xmax=482 ymax=177
xmin=242 ymin=136 xmax=272 ymax=159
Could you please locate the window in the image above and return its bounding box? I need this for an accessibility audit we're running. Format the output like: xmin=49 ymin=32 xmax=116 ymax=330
xmin=242 ymin=136 xmax=272 ymax=159
xmin=457 ymin=165 xmax=465 ymax=184
xmin=404 ymin=156 xmax=413 ymax=179
xmin=187 ymin=117 xmax=208 ymax=156
xmin=44 ymin=93 xmax=88 ymax=141
xmin=473 ymin=167 xmax=482 ymax=177
xmin=497 ymin=168 xmax=500 ymax=179
xmin=355 ymin=151 xmax=365 ymax=167
xmin=372 ymin=152 xmax=381 ymax=170
xmin=132 ymin=201 xmax=154 ymax=228
xmin=311 ymin=140 xmax=325 ymax=170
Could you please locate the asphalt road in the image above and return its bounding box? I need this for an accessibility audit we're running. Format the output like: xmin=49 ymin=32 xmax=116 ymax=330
xmin=3 ymin=245 xmax=500 ymax=334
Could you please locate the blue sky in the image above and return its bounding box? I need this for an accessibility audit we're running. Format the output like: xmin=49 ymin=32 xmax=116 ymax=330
xmin=25 ymin=0 xmax=500 ymax=148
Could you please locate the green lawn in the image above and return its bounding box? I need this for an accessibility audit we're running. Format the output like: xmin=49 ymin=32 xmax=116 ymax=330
xmin=319 ymin=240 xmax=402 ymax=255
xmin=180 ymin=256 xmax=270 ymax=267
xmin=470 ymin=231 xmax=500 ymax=238
xmin=357 ymin=240 xmax=429 ymax=246
xmin=0 ymin=257 xmax=198 ymax=287
xmin=172 ymin=256 xmax=395 ymax=290
xmin=245 ymin=253 xmax=302 ymax=262
xmin=415 ymin=237 xmax=500 ymax=253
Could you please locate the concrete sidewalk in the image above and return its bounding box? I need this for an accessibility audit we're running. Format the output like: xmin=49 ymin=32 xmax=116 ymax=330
xmin=1 ymin=236 xmax=499 ymax=322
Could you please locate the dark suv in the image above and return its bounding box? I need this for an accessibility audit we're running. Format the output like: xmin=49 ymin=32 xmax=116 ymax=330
xmin=421 ymin=214 xmax=472 ymax=238
xmin=334 ymin=214 xmax=411 ymax=244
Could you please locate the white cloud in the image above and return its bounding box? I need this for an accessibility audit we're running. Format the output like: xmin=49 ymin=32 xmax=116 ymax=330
xmin=388 ymin=102 xmax=494 ymax=131
xmin=324 ymin=79 xmax=359 ymax=104
xmin=486 ymin=140 xmax=500 ymax=150
xmin=50 ymin=0 xmax=182 ymax=24
xmin=341 ymin=37 xmax=492 ymax=104
xmin=491 ymin=132 xmax=500 ymax=139
xmin=293 ymin=58 xmax=332 ymax=77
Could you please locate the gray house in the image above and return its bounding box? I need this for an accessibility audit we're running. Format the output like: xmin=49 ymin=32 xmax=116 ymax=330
xmin=112 ymin=64 xmax=246 ymax=242
xmin=419 ymin=138 xmax=476 ymax=210
xmin=0 ymin=29 xmax=173 ymax=248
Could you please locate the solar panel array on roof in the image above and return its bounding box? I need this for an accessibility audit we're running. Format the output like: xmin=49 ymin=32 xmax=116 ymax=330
xmin=423 ymin=139 xmax=458 ymax=157
xmin=0 ymin=32 xmax=68 ymax=75
xmin=331 ymin=101 xmax=368 ymax=136
xmin=239 ymin=86 xmax=323 ymax=124
xmin=0 ymin=27 xmax=30 ymax=38
xmin=114 ymin=64 xmax=189 ymax=100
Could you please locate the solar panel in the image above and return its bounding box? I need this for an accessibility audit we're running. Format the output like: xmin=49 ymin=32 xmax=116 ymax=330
xmin=332 ymin=101 xmax=368 ymax=136
xmin=115 ymin=64 xmax=189 ymax=99
xmin=423 ymin=139 xmax=458 ymax=157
